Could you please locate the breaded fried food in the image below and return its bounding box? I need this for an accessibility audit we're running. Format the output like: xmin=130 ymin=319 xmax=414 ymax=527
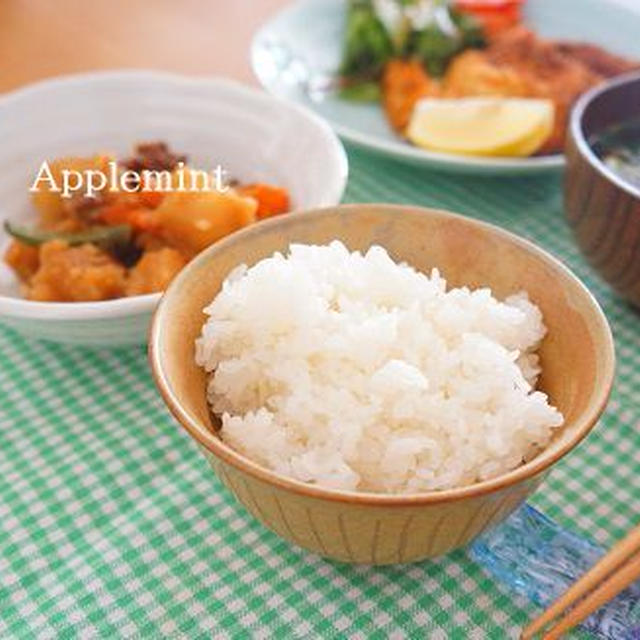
xmin=380 ymin=27 xmax=638 ymax=154
xmin=28 ymin=240 xmax=126 ymax=302
xmin=442 ymin=27 xmax=602 ymax=153
xmin=4 ymin=241 xmax=39 ymax=282
xmin=382 ymin=59 xmax=440 ymax=133
xmin=442 ymin=50 xmax=530 ymax=98
xmin=555 ymin=42 xmax=639 ymax=78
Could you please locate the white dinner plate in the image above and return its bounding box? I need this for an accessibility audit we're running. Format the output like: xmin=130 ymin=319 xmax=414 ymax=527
xmin=252 ymin=0 xmax=640 ymax=174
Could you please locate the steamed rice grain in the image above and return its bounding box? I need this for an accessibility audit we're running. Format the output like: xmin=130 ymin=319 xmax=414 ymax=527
xmin=195 ymin=241 xmax=563 ymax=494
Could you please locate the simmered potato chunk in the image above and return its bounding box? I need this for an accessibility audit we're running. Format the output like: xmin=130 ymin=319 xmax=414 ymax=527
xmin=125 ymin=248 xmax=187 ymax=295
xmin=31 ymin=155 xmax=113 ymax=226
xmin=154 ymin=189 xmax=257 ymax=256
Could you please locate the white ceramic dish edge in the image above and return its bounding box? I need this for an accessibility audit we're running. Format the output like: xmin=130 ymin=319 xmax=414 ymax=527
xmin=0 ymin=70 xmax=348 ymax=346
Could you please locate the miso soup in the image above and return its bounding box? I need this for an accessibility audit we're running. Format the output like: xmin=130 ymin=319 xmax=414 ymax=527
xmin=590 ymin=116 xmax=640 ymax=190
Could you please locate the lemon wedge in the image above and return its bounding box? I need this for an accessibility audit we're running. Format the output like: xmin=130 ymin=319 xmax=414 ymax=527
xmin=406 ymin=98 xmax=555 ymax=157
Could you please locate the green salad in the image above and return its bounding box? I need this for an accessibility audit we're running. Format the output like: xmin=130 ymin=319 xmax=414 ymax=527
xmin=339 ymin=0 xmax=485 ymax=100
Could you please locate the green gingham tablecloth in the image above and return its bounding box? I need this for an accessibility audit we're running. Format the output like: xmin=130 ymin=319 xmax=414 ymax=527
xmin=1 ymin=146 xmax=639 ymax=640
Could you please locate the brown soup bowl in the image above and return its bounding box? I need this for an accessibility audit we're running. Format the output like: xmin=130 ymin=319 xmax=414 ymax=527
xmin=149 ymin=204 xmax=615 ymax=565
xmin=565 ymin=71 xmax=640 ymax=307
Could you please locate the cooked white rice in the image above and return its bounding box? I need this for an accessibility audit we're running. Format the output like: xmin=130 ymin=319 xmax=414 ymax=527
xmin=195 ymin=241 xmax=563 ymax=494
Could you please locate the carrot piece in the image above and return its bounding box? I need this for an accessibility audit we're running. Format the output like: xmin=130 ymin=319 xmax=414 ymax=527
xmin=128 ymin=209 xmax=159 ymax=233
xmin=97 ymin=202 xmax=138 ymax=226
xmin=137 ymin=190 xmax=165 ymax=209
xmin=97 ymin=202 xmax=158 ymax=232
xmin=237 ymin=184 xmax=290 ymax=220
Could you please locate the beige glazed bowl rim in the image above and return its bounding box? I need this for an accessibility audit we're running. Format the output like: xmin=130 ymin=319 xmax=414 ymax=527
xmin=149 ymin=204 xmax=615 ymax=506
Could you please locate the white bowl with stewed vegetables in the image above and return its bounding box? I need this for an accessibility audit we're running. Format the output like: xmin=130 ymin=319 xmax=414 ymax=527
xmin=0 ymin=71 xmax=347 ymax=346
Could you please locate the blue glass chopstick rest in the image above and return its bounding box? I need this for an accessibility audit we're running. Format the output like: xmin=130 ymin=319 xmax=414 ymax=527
xmin=469 ymin=503 xmax=640 ymax=639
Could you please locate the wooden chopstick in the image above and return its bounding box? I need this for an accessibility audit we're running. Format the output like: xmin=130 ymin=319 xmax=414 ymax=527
xmin=540 ymin=552 xmax=640 ymax=639
xmin=521 ymin=523 xmax=640 ymax=639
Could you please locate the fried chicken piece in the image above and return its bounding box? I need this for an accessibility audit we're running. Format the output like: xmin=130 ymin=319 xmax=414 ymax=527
xmin=380 ymin=27 xmax=638 ymax=153
xmin=441 ymin=27 xmax=603 ymax=153
xmin=125 ymin=248 xmax=187 ymax=296
xmin=443 ymin=50 xmax=530 ymax=98
xmin=4 ymin=241 xmax=39 ymax=282
xmin=490 ymin=28 xmax=603 ymax=153
xmin=556 ymin=42 xmax=640 ymax=78
xmin=28 ymin=240 xmax=126 ymax=302
xmin=492 ymin=29 xmax=601 ymax=153
xmin=382 ymin=59 xmax=441 ymax=133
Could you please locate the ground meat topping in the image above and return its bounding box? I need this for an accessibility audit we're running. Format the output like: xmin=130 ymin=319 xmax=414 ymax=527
xmin=121 ymin=142 xmax=187 ymax=174
xmin=64 ymin=192 xmax=109 ymax=221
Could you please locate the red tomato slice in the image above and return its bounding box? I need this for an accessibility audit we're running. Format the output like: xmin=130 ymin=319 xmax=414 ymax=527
xmin=456 ymin=0 xmax=522 ymax=8
xmin=455 ymin=0 xmax=523 ymax=37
